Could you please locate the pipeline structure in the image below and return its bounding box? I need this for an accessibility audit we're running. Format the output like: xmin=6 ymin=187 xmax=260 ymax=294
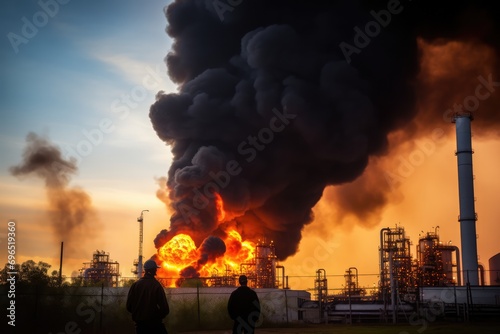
xmin=166 ymin=239 xmax=287 ymax=289
xmin=300 ymin=224 xmax=499 ymax=324
xmin=79 ymin=250 xmax=120 ymax=287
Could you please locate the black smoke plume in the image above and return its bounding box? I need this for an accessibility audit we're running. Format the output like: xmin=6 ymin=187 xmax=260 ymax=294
xmin=10 ymin=133 xmax=98 ymax=256
xmin=150 ymin=0 xmax=500 ymax=260
xmin=196 ymin=235 xmax=226 ymax=268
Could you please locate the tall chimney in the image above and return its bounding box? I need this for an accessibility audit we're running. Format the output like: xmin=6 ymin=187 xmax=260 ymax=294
xmin=453 ymin=114 xmax=479 ymax=285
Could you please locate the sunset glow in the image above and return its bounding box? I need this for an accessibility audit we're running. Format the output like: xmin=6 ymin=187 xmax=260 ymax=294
xmin=0 ymin=1 xmax=499 ymax=296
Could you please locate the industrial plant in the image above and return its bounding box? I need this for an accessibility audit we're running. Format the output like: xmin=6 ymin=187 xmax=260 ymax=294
xmin=34 ymin=111 xmax=496 ymax=331
xmin=299 ymin=113 xmax=500 ymax=323
xmin=158 ymin=113 xmax=499 ymax=323
xmin=121 ymin=112 xmax=500 ymax=324
xmin=78 ymin=250 xmax=120 ymax=287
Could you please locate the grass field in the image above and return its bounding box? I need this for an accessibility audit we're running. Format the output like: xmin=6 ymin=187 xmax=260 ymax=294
xmin=180 ymin=321 xmax=500 ymax=334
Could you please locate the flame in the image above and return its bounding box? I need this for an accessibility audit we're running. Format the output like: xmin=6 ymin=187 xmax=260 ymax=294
xmin=157 ymin=230 xmax=256 ymax=286
xmin=156 ymin=194 xmax=256 ymax=287
xmin=158 ymin=233 xmax=198 ymax=270
xmin=215 ymin=192 xmax=225 ymax=222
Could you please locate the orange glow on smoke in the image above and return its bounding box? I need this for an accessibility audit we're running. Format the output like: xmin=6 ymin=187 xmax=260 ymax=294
xmin=215 ymin=192 xmax=226 ymax=222
xmin=415 ymin=38 xmax=498 ymax=132
xmin=156 ymin=194 xmax=255 ymax=287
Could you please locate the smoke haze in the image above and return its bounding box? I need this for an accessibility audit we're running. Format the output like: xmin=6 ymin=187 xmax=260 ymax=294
xmin=10 ymin=133 xmax=98 ymax=256
xmin=150 ymin=0 xmax=500 ymax=260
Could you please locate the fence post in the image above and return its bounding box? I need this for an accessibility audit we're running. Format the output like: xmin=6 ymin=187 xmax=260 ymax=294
xmin=284 ymin=289 xmax=289 ymax=324
xmin=197 ymin=282 xmax=201 ymax=328
xmin=100 ymin=283 xmax=104 ymax=333
xmin=34 ymin=285 xmax=39 ymax=321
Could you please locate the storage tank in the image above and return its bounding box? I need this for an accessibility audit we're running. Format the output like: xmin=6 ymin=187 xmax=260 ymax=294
xmin=489 ymin=253 xmax=500 ymax=286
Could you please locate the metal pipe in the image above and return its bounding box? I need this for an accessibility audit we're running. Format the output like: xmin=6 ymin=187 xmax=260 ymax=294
xmin=453 ymin=115 xmax=479 ymax=285
xmin=348 ymin=279 xmax=352 ymax=324
xmin=451 ymin=245 xmax=462 ymax=286
xmin=389 ymin=250 xmax=396 ymax=323
xmin=348 ymin=267 xmax=358 ymax=291
xmin=276 ymin=265 xmax=285 ymax=289
xmin=380 ymin=227 xmax=391 ymax=289
xmin=380 ymin=227 xmax=391 ymax=309
xmin=478 ymin=263 xmax=485 ymax=286
xmin=316 ymin=269 xmax=326 ymax=322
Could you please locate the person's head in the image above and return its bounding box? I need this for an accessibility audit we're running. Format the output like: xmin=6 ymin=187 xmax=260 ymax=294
xmin=239 ymin=275 xmax=248 ymax=286
xmin=143 ymin=259 xmax=160 ymax=276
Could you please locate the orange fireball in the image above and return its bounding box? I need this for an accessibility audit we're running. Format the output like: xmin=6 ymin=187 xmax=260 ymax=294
xmin=157 ymin=229 xmax=256 ymax=286
xmin=156 ymin=194 xmax=257 ymax=287
xmin=158 ymin=233 xmax=198 ymax=271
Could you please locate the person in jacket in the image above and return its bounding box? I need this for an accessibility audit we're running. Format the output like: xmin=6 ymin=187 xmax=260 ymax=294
xmin=126 ymin=259 xmax=169 ymax=334
xmin=227 ymin=275 xmax=261 ymax=334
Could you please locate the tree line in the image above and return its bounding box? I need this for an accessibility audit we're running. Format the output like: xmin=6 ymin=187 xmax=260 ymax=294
xmin=0 ymin=260 xmax=135 ymax=287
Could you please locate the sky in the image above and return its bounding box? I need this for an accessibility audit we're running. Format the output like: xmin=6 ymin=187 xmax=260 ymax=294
xmin=0 ymin=0 xmax=499 ymax=292
xmin=0 ymin=0 xmax=175 ymax=278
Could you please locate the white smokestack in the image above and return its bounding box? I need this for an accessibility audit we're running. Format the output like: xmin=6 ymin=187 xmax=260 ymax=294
xmin=453 ymin=114 xmax=479 ymax=285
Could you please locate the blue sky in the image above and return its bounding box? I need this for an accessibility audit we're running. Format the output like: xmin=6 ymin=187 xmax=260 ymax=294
xmin=0 ymin=0 xmax=177 ymax=276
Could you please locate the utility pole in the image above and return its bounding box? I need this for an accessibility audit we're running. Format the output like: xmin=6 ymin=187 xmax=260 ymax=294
xmin=137 ymin=210 xmax=149 ymax=278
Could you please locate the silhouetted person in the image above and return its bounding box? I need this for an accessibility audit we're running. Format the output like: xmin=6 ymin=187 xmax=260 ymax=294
xmin=227 ymin=275 xmax=261 ymax=334
xmin=127 ymin=259 xmax=169 ymax=334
